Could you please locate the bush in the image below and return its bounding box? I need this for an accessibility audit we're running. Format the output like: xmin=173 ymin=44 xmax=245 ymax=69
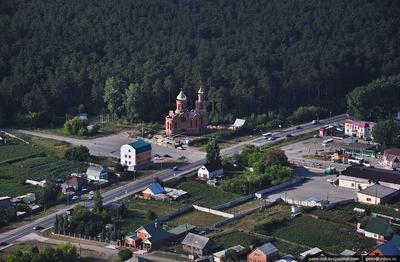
xmin=64 ymin=117 xmax=88 ymax=136
xmin=64 ymin=145 xmax=90 ymax=161
xmin=291 ymin=106 xmax=327 ymax=124
xmin=118 ymin=248 xmax=133 ymax=261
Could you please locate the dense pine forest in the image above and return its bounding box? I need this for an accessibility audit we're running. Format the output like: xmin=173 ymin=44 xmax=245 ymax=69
xmin=0 ymin=0 xmax=399 ymax=125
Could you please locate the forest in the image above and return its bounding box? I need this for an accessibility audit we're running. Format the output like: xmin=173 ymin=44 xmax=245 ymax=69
xmin=0 ymin=0 xmax=399 ymax=126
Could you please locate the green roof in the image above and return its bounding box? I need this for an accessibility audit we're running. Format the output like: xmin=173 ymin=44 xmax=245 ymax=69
xmin=365 ymin=217 xmax=393 ymax=237
xmin=128 ymin=139 xmax=151 ymax=154
xmin=168 ymin=223 xmax=195 ymax=235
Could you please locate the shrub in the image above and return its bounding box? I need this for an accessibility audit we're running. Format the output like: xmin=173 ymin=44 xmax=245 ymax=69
xmin=64 ymin=145 xmax=90 ymax=161
xmin=118 ymin=248 xmax=133 ymax=261
xmin=64 ymin=117 xmax=88 ymax=136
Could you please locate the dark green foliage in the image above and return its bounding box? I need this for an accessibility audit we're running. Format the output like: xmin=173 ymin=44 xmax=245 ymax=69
xmin=39 ymin=180 xmax=60 ymax=206
xmin=93 ymin=191 xmax=103 ymax=213
xmin=118 ymin=248 xmax=133 ymax=261
xmin=206 ymin=137 xmax=221 ymax=164
xmin=64 ymin=117 xmax=88 ymax=136
xmin=290 ymin=106 xmax=327 ymax=124
xmin=347 ymin=75 xmax=400 ymax=121
xmin=64 ymin=145 xmax=90 ymax=162
xmin=263 ymin=148 xmax=289 ymax=167
xmin=145 ymin=210 xmax=157 ymax=221
xmin=1 ymin=1 xmax=399 ymax=125
xmin=4 ymin=242 xmax=78 ymax=262
xmin=372 ymin=120 xmax=400 ymax=150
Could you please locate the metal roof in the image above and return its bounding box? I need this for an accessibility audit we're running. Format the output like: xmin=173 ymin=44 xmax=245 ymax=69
xmin=256 ymin=242 xmax=279 ymax=255
xmin=168 ymin=223 xmax=195 ymax=235
xmin=128 ymin=139 xmax=151 ymax=154
xmin=177 ymin=89 xmax=187 ymax=101
xmin=146 ymin=183 xmax=165 ymax=195
xmin=181 ymin=233 xmax=212 ymax=250
xmin=358 ymin=184 xmax=398 ymax=198
xmin=341 ymin=166 xmax=400 ymax=185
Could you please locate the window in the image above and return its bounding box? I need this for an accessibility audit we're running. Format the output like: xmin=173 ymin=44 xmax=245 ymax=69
xmin=125 ymin=154 xmax=127 ymax=158
xmin=129 ymin=161 xmax=131 ymax=165
xmin=351 ymin=183 xmax=355 ymax=187
xmin=367 ymin=198 xmax=371 ymax=202
xmin=128 ymin=155 xmax=131 ymax=158
xmin=128 ymin=149 xmax=131 ymax=152
xmin=125 ymin=161 xmax=127 ymax=164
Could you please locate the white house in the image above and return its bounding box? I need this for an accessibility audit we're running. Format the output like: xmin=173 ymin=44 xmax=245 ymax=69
xmin=357 ymin=184 xmax=400 ymax=205
xmin=198 ymin=162 xmax=223 ymax=180
xmin=344 ymin=119 xmax=376 ymax=140
xmin=86 ymin=165 xmax=108 ymax=181
xmin=120 ymin=139 xmax=152 ymax=171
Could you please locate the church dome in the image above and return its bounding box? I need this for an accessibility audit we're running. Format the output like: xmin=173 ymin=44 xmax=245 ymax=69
xmin=176 ymin=89 xmax=187 ymax=101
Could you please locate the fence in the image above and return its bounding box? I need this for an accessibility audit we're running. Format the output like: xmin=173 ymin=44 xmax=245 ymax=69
xmin=193 ymin=205 xmax=234 ymax=218
xmin=212 ymin=194 xmax=255 ymax=211
xmin=255 ymin=177 xmax=304 ymax=198
xmin=52 ymin=231 xmax=119 ymax=246
xmin=284 ymin=198 xmax=323 ymax=208
xmin=157 ymin=205 xmax=194 ymax=222
xmin=325 ymin=199 xmax=355 ymax=210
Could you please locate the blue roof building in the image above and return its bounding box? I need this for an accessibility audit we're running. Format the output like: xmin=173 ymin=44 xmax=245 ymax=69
xmin=121 ymin=139 xmax=152 ymax=171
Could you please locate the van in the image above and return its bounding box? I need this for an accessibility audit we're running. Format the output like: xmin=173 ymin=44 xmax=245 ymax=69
xmin=263 ymin=132 xmax=272 ymax=138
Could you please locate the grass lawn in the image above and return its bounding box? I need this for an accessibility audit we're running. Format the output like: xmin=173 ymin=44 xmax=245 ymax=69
xmin=225 ymin=199 xmax=262 ymax=214
xmin=268 ymin=216 xmax=376 ymax=254
xmin=166 ymin=210 xmax=224 ymax=227
xmin=119 ymin=198 xmax=185 ymax=235
xmin=176 ymin=182 xmax=239 ymax=208
xmin=336 ymin=202 xmax=400 ymax=219
xmin=0 ymin=240 xmax=106 ymax=261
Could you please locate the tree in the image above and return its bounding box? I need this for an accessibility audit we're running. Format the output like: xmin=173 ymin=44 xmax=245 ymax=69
xmin=64 ymin=145 xmax=90 ymax=161
xmin=347 ymin=75 xmax=400 ymax=121
xmin=56 ymin=242 xmax=78 ymax=262
xmin=118 ymin=248 xmax=133 ymax=261
xmin=291 ymin=106 xmax=326 ymax=124
xmin=93 ymin=191 xmax=103 ymax=213
xmin=39 ymin=180 xmax=60 ymax=206
xmin=263 ymin=148 xmax=289 ymax=167
xmin=124 ymin=83 xmax=141 ymax=122
xmin=372 ymin=120 xmax=400 ymax=149
xmin=206 ymin=137 xmax=221 ymax=164
xmin=104 ymin=76 xmax=125 ymax=116
xmin=145 ymin=210 xmax=157 ymax=221
xmin=64 ymin=117 xmax=88 ymax=136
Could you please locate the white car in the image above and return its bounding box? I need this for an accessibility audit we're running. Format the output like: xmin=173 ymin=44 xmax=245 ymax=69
xmin=267 ymin=136 xmax=277 ymax=141
xmin=71 ymin=195 xmax=80 ymax=201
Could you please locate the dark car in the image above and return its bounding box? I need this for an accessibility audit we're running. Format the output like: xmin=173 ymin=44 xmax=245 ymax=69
xmin=286 ymin=134 xmax=293 ymax=138
xmin=33 ymin=225 xmax=43 ymax=230
xmin=173 ymin=166 xmax=178 ymax=171
xmin=295 ymin=126 xmax=302 ymax=129
xmin=163 ymin=154 xmax=172 ymax=158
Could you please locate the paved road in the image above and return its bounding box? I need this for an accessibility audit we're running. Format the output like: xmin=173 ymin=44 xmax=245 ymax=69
xmin=0 ymin=114 xmax=347 ymax=245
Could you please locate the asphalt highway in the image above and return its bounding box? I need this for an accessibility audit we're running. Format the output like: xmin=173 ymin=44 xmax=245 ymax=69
xmin=0 ymin=114 xmax=347 ymax=245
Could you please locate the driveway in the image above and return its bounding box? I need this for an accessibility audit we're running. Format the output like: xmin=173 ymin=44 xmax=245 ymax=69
xmin=264 ymin=168 xmax=356 ymax=204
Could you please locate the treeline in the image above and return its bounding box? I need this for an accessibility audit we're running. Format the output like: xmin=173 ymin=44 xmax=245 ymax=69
xmin=0 ymin=0 xmax=399 ymax=126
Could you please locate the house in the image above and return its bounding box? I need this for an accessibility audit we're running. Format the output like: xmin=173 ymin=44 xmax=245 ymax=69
xmin=165 ymin=88 xmax=208 ymax=136
xmin=368 ymin=240 xmax=400 ymax=257
xmin=61 ymin=176 xmax=87 ymax=193
xmin=181 ymin=233 xmax=217 ymax=257
xmin=0 ymin=197 xmax=15 ymax=221
xmin=247 ymin=242 xmax=279 ymax=262
xmin=142 ymin=183 xmax=166 ymax=199
xmin=299 ymin=247 xmax=324 ymax=260
xmin=357 ymin=217 xmax=393 ymax=241
xmin=78 ymin=113 xmax=88 ymax=120
xmin=120 ymin=139 xmax=152 ymax=171
xmin=124 ymin=233 xmax=142 ymax=249
xmin=339 ymin=166 xmax=400 ymax=190
xmin=198 ymin=162 xmax=223 ymax=180
xmin=135 ymin=222 xmax=174 ymax=250
xmin=344 ymin=119 xmax=376 ymax=140
xmin=338 ymin=143 xmax=378 ymax=158
xmin=231 ymin=119 xmax=246 ymax=130
xmin=213 ymin=245 xmax=245 ymax=262
xmin=357 ymin=184 xmax=400 ymax=205
xmin=86 ymin=165 xmax=108 ymax=181
xmin=383 ymin=148 xmax=400 ymax=169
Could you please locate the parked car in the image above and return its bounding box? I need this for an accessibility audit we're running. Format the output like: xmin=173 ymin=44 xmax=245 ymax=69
xmin=267 ymin=136 xmax=277 ymax=141
xmin=313 ymin=134 xmax=320 ymax=138
xmin=173 ymin=166 xmax=179 ymax=171
xmin=262 ymin=132 xmax=272 ymax=138
xmin=295 ymin=126 xmax=302 ymax=129
xmin=71 ymin=195 xmax=80 ymax=201
xmin=312 ymin=120 xmax=319 ymax=125
xmin=286 ymin=134 xmax=293 ymax=138
xmin=33 ymin=226 xmax=42 ymax=230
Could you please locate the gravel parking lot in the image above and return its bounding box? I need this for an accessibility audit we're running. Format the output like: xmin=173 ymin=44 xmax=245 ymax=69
xmin=264 ymin=167 xmax=357 ymax=205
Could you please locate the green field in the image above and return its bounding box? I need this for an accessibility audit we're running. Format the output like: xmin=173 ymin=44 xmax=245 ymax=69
xmin=0 ymin=156 xmax=87 ymax=196
xmin=176 ymin=181 xmax=239 ymax=208
xmin=119 ymin=198 xmax=185 ymax=235
xmin=0 ymin=135 xmax=87 ymax=197
xmin=0 ymin=143 xmax=41 ymax=163
xmin=268 ymin=216 xmax=375 ymax=254
xmin=166 ymin=210 xmax=224 ymax=227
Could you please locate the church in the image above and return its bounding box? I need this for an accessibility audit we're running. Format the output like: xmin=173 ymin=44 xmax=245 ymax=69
xmin=165 ymin=87 xmax=208 ymax=136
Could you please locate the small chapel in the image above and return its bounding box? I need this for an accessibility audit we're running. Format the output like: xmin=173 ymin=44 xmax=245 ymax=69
xmin=165 ymin=87 xmax=208 ymax=136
